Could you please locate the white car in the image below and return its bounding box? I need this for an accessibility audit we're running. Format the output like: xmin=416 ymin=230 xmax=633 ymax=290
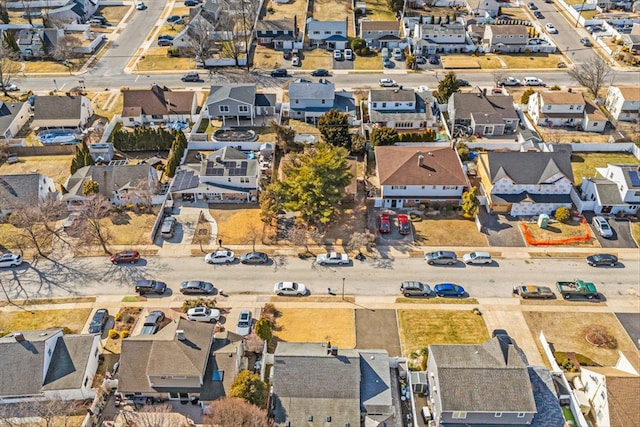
xmin=187 ymin=307 xmax=221 ymax=322
xmin=462 ymin=251 xmax=493 ymax=265
xmin=236 ymin=310 xmax=252 ymax=336
xmin=136 ymin=1 xmax=145 ymax=9
xmin=273 ymin=281 xmax=307 ymax=296
xmin=204 ymin=250 xmax=235 ymax=264
xmin=316 ymin=252 xmax=350 ymax=266
xmin=291 ymin=56 xmax=300 ymax=66
xmin=379 ymin=78 xmax=398 ymax=87
xmin=592 ymin=216 xmax=613 ymax=238
xmin=524 ymin=77 xmax=545 ymax=86
xmin=0 ymin=253 xmax=22 ymax=268
xmin=545 ymin=23 xmax=558 ymax=34
xmin=0 ymin=83 xmax=19 ymax=92
xmin=344 ymin=48 xmax=353 ymax=60
xmin=333 ymin=49 xmax=343 ymax=61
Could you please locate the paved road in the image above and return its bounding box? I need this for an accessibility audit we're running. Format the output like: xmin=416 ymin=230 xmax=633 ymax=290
xmin=1 ymin=253 xmax=638 ymax=300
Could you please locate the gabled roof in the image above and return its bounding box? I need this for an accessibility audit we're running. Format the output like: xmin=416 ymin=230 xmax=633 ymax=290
xmin=0 ymin=101 xmax=26 ymax=135
xmin=540 ymin=91 xmax=585 ymax=105
xmin=420 ymin=24 xmax=466 ymax=36
xmin=0 ymin=173 xmax=46 ymax=210
xmin=33 ymin=95 xmax=86 ymax=122
xmin=255 ymin=18 xmax=295 ymax=32
xmin=288 ymin=79 xmax=335 ymax=100
xmin=452 ymin=92 xmax=519 ymax=121
xmin=360 ymin=20 xmax=400 ymax=32
xmin=480 ymin=151 xmax=574 ymax=184
xmin=207 ymin=84 xmax=256 ymax=106
xmin=615 ymin=86 xmax=640 ymax=101
xmin=307 ymin=19 xmax=347 ymax=32
xmin=122 ymin=85 xmax=195 ymax=117
xmin=62 ymin=164 xmax=157 ymax=201
xmin=375 ymin=146 xmax=467 ymax=187
xmin=607 ymin=377 xmax=640 ymax=427
xmin=430 ymin=337 xmax=537 ymax=413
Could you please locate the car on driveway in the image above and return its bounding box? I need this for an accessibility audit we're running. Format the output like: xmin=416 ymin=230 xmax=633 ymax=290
xmin=274 ymin=281 xmax=307 ymax=296
xmin=291 ymin=56 xmax=300 ymax=67
xmin=135 ymin=279 xmax=167 ymax=295
xmin=140 ymin=310 xmax=165 ymax=335
xmin=316 ymin=252 xmax=350 ymax=265
xmin=434 ymin=283 xmax=466 ymax=297
xmin=187 ymin=307 xmax=220 ymax=322
xmin=528 ymin=2 xmax=538 ymax=9
xmin=545 ymin=23 xmax=558 ymax=34
xmin=424 ymin=251 xmax=458 ymax=265
xmin=311 ymin=69 xmax=330 ymax=77
xmin=378 ymin=213 xmax=391 ymax=233
xmin=428 ymin=55 xmax=439 ymax=65
xmin=180 ymin=280 xmax=214 ymax=295
xmin=379 ymin=78 xmax=398 ymax=87
xmin=415 ymin=56 xmax=427 ymax=65
xmin=344 ymin=49 xmax=354 ymax=60
xmin=580 ymin=38 xmax=591 ymax=46
xmin=333 ymin=49 xmax=343 ymax=61
xmin=89 ymin=309 xmax=109 ymax=334
xmin=240 ymin=251 xmax=269 ymax=264
xmin=400 ymin=281 xmax=431 ymax=297
xmin=591 ymin=216 xmax=613 ymax=238
xmin=586 ymin=253 xmax=618 ymax=267
xmin=462 ymin=251 xmax=492 ymax=265
xmin=397 ymin=214 xmax=411 ymax=235
xmin=498 ymin=76 xmax=522 ymax=87
xmin=236 ymin=310 xmax=252 ymax=335
xmin=110 ymin=250 xmax=140 ymax=264
xmin=205 ymin=250 xmax=236 ymax=264
xmin=166 ymin=15 xmax=181 ymax=23
xmin=270 ymin=68 xmax=288 ymax=77
xmin=184 ymin=0 xmax=198 ymax=5
xmin=0 ymin=253 xmax=22 ymax=268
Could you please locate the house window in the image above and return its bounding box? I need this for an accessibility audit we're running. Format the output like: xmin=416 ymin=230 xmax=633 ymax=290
xmin=517 ymin=413 xmax=526 ymax=418
xmin=48 ymin=348 xmax=52 ymax=356
xmin=238 ymin=105 xmax=249 ymax=113
xmin=84 ymin=377 xmax=89 ymax=387
xmin=382 ymin=102 xmax=387 ymax=108
xmin=336 ymin=31 xmax=343 ymax=35
xmin=321 ymin=99 xmax=326 ymax=104
xmin=372 ymin=102 xmax=377 ymax=108
xmin=395 ymin=102 xmax=400 ymax=107
xmin=213 ymin=370 xmax=224 ymax=381
xmin=546 ymin=105 xmax=552 ymax=111
xmin=240 ymin=177 xmax=249 ymax=183
xmin=391 ymin=185 xmax=407 ymax=190
xmin=295 ymin=100 xmax=299 ymax=104
xmin=452 ymin=412 xmax=467 ymax=419
xmin=569 ymin=105 xmax=574 ymax=110
xmin=219 ymin=105 xmax=229 ymax=113
xmin=495 ymin=413 xmax=502 ymax=417
xmin=443 ymin=186 xmax=458 ymax=190
xmin=169 ymin=392 xmax=180 ymax=399
xmin=228 ymin=177 xmax=231 ymax=182
xmin=592 ymin=122 xmax=599 ymax=127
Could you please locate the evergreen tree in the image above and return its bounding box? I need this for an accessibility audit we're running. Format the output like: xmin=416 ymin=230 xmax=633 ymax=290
xmin=317 ymin=109 xmax=350 ymax=149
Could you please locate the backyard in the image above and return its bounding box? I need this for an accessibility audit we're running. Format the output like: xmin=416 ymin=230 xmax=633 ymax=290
xmin=413 ymin=217 xmax=488 ymax=247
xmin=0 ymin=309 xmax=91 ymax=335
xmin=362 ymin=0 xmax=396 ymax=20
xmin=397 ymin=309 xmax=489 ymax=356
xmin=274 ymin=308 xmax=356 ymax=348
xmin=0 ymin=155 xmax=74 ymax=186
xmin=264 ymin=0 xmax=307 ymax=20
xmin=570 ymin=152 xmax=640 ymax=185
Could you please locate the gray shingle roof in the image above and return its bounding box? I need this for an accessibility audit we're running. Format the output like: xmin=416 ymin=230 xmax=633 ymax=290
xmin=430 ymin=338 xmax=537 ymax=413
xmin=529 ymin=366 xmax=565 ymax=427
xmin=370 ymin=89 xmax=415 ymax=103
xmin=0 ymin=173 xmax=44 ymax=210
xmin=0 ymin=101 xmax=26 ymax=136
xmin=43 ymin=335 xmax=95 ymax=391
xmin=206 ymin=84 xmax=256 ymax=106
xmin=255 ymin=18 xmax=295 ymax=32
xmin=452 ymin=92 xmax=519 ymax=121
xmin=592 ymin=178 xmax=624 ymax=205
xmin=33 ymin=95 xmax=84 ymax=122
xmin=63 ymin=164 xmax=157 ymax=201
xmin=288 ymin=80 xmax=335 ymax=100
xmin=484 ymin=151 xmax=574 ymax=185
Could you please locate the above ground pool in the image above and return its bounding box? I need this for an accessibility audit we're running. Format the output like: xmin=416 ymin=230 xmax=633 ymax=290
xmin=38 ymin=129 xmax=79 ymax=145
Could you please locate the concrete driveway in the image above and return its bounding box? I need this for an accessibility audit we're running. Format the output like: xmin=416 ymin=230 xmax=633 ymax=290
xmin=333 ymin=58 xmax=354 ymax=70
xmin=615 ymin=313 xmax=640 ymax=350
xmin=582 ymin=212 xmax=638 ymax=249
xmin=478 ymin=210 xmax=526 ymax=247
xmin=355 ymin=309 xmax=402 ymax=356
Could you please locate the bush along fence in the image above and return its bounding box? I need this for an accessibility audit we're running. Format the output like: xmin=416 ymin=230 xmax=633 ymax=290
xmin=520 ymin=218 xmax=592 ymax=246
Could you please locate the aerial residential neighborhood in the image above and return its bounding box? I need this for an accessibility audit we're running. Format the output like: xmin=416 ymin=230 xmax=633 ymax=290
xmin=0 ymin=0 xmax=638 ymax=424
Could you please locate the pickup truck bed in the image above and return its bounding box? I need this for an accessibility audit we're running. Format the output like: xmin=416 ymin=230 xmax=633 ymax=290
xmin=556 ymin=280 xmax=600 ymax=299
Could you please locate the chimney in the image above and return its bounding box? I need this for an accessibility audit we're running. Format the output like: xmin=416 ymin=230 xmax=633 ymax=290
xmin=215 ymin=156 xmax=222 ymax=163
xmin=330 ymin=346 xmax=338 ymax=356
xmin=294 ymin=15 xmax=298 ymax=38
xmin=418 ymin=154 xmax=425 ymax=167
xmin=428 ymin=151 xmax=434 ymax=156
xmin=13 ymin=332 xmax=25 ymax=342
xmin=326 ymin=341 xmax=332 ymax=354
xmin=176 ymin=330 xmax=185 ymax=341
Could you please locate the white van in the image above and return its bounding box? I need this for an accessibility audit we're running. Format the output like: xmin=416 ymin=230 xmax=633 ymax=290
xmin=393 ymin=47 xmax=404 ymax=60
xmin=381 ymin=47 xmax=390 ymax=60
xmin=524 ymin=77 xmax=545 ymax=86
xmin=421 ymin=406 xmax=432 ymax=422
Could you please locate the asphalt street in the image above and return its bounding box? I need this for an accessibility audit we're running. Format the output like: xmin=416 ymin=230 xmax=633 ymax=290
xmin=1 ymin=252 xmax=638 ymax=300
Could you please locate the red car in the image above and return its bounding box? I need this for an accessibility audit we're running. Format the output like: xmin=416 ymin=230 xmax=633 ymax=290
xmin=110 ymin=251 xmax=140 ymax=264
xmin=397 ymin=214 xmax=411 ymax=235
xmin=378 ymin=213 xmax=391 ymax=233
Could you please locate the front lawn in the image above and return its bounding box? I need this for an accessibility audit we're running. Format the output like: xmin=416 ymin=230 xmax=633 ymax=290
xmin=97 ymin=5 xmax=130 ymax=24
xmin=354 ymin=53 xmax=382 ymax=70
xmin=441 ymin=55 xmax=481 ymax=69
xmin=322 ymin=203 xmax=368 ymax=246
xmin=275 ymin=308 xmax=356 ymax=348
xmin=137 ymin=47 xmax=196 ymax=71
xmin=413 ymin=217 xmax=488 ymax=247
xmin=498 ymin=53 xmax=564 ymax=69
xmin=209 ymin=204 xmax=266 ymax=245
xmin=397 ymin=309 xmax=489 ymax=356
xmin=571 ymin=152 xmax=640 ymax=186
xmin=299 ymin=49 xmax=333 ymax=70
xmin=100 ymin=212 xmax=157 ymax=245
xmin=252 ymin=45 xmax=282 ymax=70
xmin=0 ymin=309 xmax=92 ymax=335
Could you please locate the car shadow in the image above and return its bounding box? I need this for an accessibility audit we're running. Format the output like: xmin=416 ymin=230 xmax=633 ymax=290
xmin=466 ymin=261 xmax=500 ymax=267
xmin=428 ymin=261 xmax=467 ymax=268
xmin=241 ymin=259 xmax=274 ymax=266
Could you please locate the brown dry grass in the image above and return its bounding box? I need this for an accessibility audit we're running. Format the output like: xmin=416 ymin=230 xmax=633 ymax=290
xmin=0 ymin=155 xmax=74 ymax=187
xmin=313 ymin=0 xmax=353 ymax=35
xmin=498 ymin=54 xmax=565 ymax=69
xmin=97 ymin=5 xmax=130 ymax=23
xmin=413 ymin=217 xmax=488 ymax=246
xmin=0 ymin=297 xmax=95 ymax=307
xmin=87 ymin=91 xmax=123 ymax=120
xmin=0 ymin=309 xmax=92 ymax=334
xmin=299 ymin=49 xmax=333 ymax=70
xmin=365 ymin=0 xmax=396 ymax=20
xmin=398 ymin=309 xmax=489 ymax=356
xmin=102 ymin=213 xmax=157 ymax=245
xmin=322 ymin=203 xmax=368 ymax=246
xmin=632 ymin=222 xmax=640 ymax=245
xmin=354 ymin=53 xmax=382 ymax=70
xmin=441 ymin=56 xmax=481 ymax=69
xmin=264 ymin=0 xmax=308 ymax=20
xmin=209 ymin=205 xmax=266 ymax=245
xmin=275 ymin=308 xmax=356 ymax=348
xmin=523 ymin=311 xmax=636 ymax=366
xmin=271 ymin=296 xmax=356 ymax=303
xmin=522 ymin=220 xmax=600 ymax=248
xmin=137 ymin=47 xmax=196 ymax=71
xmin=396 ymin=297 xmax=479 ymax=304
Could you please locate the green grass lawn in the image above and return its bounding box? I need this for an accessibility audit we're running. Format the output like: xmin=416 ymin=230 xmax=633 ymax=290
xmin=571 ymin=152 xmax=640 ymax=185
xmin=397 ymin=309 xmax=489 ymax=356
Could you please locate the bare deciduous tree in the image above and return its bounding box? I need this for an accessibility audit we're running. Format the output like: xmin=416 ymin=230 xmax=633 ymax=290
xmin=568 ymin=53 xmax=614 ymax=100
xmin=204 ymin=397 xmax=273 ymax=427
xmin=0 ymin=37 xmax=21 ymax=95
xmin=79 ymin=195 xmax=113 ymax=254
xmin=182 ymin=17 xmax=220 ymax=64
xmin=347 ymin=230 xmax=376 ymax=254
xmin=51 ymin=34 xmax=81 ymax=63
xmin=220 ymin=0 xmax=258 ymax=69
xmin=0 ymin=398 xmax=87 ymax=427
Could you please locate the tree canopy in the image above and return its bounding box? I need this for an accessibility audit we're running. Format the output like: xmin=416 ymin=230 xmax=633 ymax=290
xmin=370 ymin=127 xmax=398 ymax=146
xmin=204 ymin=397 xmax=273 ymax=427
xmin=436 ymin=71 xmax=460 ymax=104
xmin=461 ymin=187 xmax=480 ymax=218
xmin=317 ymin=109 xmax=350 ymax=149
xmin=230 ymin=370 xmax=268 ymax=407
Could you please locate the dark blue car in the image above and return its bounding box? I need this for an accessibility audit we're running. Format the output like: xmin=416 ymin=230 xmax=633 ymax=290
xmin=433 ymin=283 xmax=466 ymax=297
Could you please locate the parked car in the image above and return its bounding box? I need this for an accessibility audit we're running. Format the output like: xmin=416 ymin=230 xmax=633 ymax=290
xmin=392 ymin=47 xmax=404 ymax=60
xmin=282 ymin=49 xmax=292 ymax=59
xmin=311 ymin=69 xmax=330 ymax=77
xmin=456 ymin=79 xmax=470 ymax=87
xmin=524 ymin=77 xmax=545 ymax=86
xmin=512 ymin=285 xmax=555 ymax=299
xmin=556 ymin=279 xmax=600 ymax=300
xmin=316 ymin=252 xmax=350 ymax=266
xmin=433 ymin=283 xmax=466 ymax=297
xmin=528 ymin=2 xmax=538 ymax=9
xmin=498 ymin=76 xmax=522 ymax=87
xmin=140 ymin=310 xmax=165 ymax=335
xmin=181 ymin=72 xmax=200 ymax=82
xmin=270 ymin=68 xmax=288 ymax=77
xmin=586 ymin=25 xmax=603 ymax=33
xmin=0 ymin=253 xmax=22 ymax=268
xmin=184 ymin=0 xmax=199 ymax=5
xmin=158 ymin=34 xmax=174 ymax=41
xmin=273 ymin=281 xmax=307 ymax=296
xmin=591 ymin=216 xmax=613 ymax=238
xmin=236 ymin=310 xmax=252 ymax=335
xmin=333 ymin=49 xmax=343 ymax=61
xmin=397 ymin=214 xmax=411 ymax=235
xmin=157 ymin=38 xmax=173 ymax=46
xmin=110 ymin=250 xmax=140 ymax=264
xmin=89 ymin=309 xmax=109 ymax=334
xmin=291 ymin=56 xmax=301 ymax=66
xmin=205 ymin=250 xmax=236 ymax=264
xmin=344 ymin=48 xmax=353 ymax=60
xmin=545 ymin=23 xmax=558 ymax=34
xmin=424 ymin=251 xmax=458 ymax=265
xmin=135 ymin=279 xmax=167 ymax=295
xmin=187 ymin=307 xmax=220 ymax=322
xmin=160 ymin=216 xmax=177 ymax=238
xmin=180 ymin=280 xmax=215 ymax=295
xmin=415 ymin=56 xmax=427 ymax=65
xmin=533 ymin=11 xmax=544 ymax=19
xmin=0 ymin=83 xmax=19 ymax=92
xmin=89 ymin=16 xmax=107 ymax=25
xmin=379 ymin=78 xmax=398 ymax=87
xmin=166 ymin=15 xmax=181 ymax=23
xmin=136 ymin=2 xmax=145 ymax=10
xmin=492 ymin=329 xmax=513 ymax=345
xmin=400 ymin=281 xmax=432 ymax=297
xmin=580 ymin=37 xmax=591 ymax=46
xmin=240 ymin=251 xmax=269 ymax=265
xmin=586 ymin=253 xmax=618 ymax=267
xmin=428 ymin=55 xmax=439 ymax=65
xmin=462 ymin=251 xmax=492 ymax=265
xmin=378 ymin=213 xmax=391 ymax=233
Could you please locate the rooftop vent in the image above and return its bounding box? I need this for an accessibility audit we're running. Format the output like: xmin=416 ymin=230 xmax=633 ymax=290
xmin=330 ymin=346 xmax=338 ymax=356
xmin=418 ymin=154 xmax=425 ymax=167
xmin=13 ymin=332 xmax=25 ymax=342
xmin=176 ymin=330 xmax=185 ymax=341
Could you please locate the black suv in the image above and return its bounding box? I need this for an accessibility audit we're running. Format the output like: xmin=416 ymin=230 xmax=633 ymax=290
xmin=135 ymin=279 xmax=167 ymax=295
xmin=89 ymin=309 xmax=109 ymax=334
xmin=270 ymin=68 xmax=287 ymax=77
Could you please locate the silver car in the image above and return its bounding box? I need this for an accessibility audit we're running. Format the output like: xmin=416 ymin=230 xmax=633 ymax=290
xmin=591 ymin=216 xmax=613 ymax=238
xmin=424 ymin=251 xmax=458 ymax=265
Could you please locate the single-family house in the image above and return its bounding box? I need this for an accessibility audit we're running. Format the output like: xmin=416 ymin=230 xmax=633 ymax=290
xmin=0 ymin=101 xmax=31 ymax=140
xmin=620 ymin=33 xmax=640 ymax=51
xmin=46 ymin=0 xmax=99 ymax=24
xmin=270 ymin=342 xmax=397 ymax=427
xmin=62 ymin=164 xmax=160 ymax=208
xmin=17 ymin=28 xmax=64 ymax=59
xmin=528 ymin=92 xmax=606 ymax=131
xmin=306 ymin=19 xmax=348 ymax=49
xmin=118 ymin=318 xmax=246 ymax=402
xmin=427 ymin=337 xmax=564 ymax=426
xmin=583 ymin=101 xmax=608 ymax=132
xmin=205 ymin=84 xmax=276 ymax=126
xmin=121 ymin=84 xmax=198 ymax=125
xmin=483 ymin=25 xmax=529 ymax=53
xmin=477 ymin=151 xmax=575 ymax=216
xmin=605 ymin=86 xmax=640 ymax=122
xmin=170 ymin=145 xmax=266 ymax=202
xmin=578 ymin=351 xmax=640 ymax=427
xmin=448 ymin=92 xmax=520 ymax=136
xmin=359 ymin=20 xmax=402 ymax=48
xmin=32 ymin=95 xmax=95 ymax=130
xmin=0 ymin=329 xmax=101 ymax=402
xmin=172 ymin=0 xmax=231 ymax=49
xmin=287 ymin=78 xmax=356 ymax=123
xmin=367 ymin=89 xmax=435 ymax=130
xmin=466 ymin=0 xmax=501 ymax=18
xmin=578 ymin=163 xmax=640 ymax=215
xmin=413 ymin=24 xmax=468 ymax=55
xmin=0 ymin=173 xmax=58 ymax=216
xmin=255 ymin=18 xmax=298 ymax=50
xmin=374 ymin=145 xmax=469 ymax=209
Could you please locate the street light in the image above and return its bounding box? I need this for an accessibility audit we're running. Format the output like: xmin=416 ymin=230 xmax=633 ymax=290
xmin=342 ymin=277 xmax=345 ymax=300
xmin=53 ymin=79 xmax=58 ymax=91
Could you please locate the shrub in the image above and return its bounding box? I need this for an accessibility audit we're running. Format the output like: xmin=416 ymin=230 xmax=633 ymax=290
xmin=120 ymin=330 xmax=130 ymax=339
xmin=554 ymin=206 xmax=570 ymax=223
xmin=262 ymin=303 xmax=280 ymax=318
xmin=520 ymin=88 xmax=535 ymax=105
xmin=267 ymin=6 xmax=274 ymax=13
xmin=182 ymin=297 xmax=217 ymax=312
xmin=550 ymin=85 xmax=561 ymax=91
xmin=114 ymin=312 xmax=123 ymax=321
xmin=108 ymin=329 xmax=119 ymax=339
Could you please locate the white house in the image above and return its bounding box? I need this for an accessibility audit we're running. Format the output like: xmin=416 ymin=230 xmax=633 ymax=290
xmin=605 ymin=86 xmax=640 ymax=122
xmin=412 ymin=24 xmax=469 ymax=55
xmin=287 ymin=78 xmax=356 ymax=123
xmin=483 ymin=25 xmax=529 ymax=53
xmin=528 ymin=92 xmax=607 ymax=131
xmin=374 ymin=145 xmax=468 ymax=209
xmin=0 ymin=101 xmax=31 ymax=140
xmin=306 ymin=19 xmax=348 ymax=49
xmin=578 ymin=164 xmax=640 ymax=214
xmin=367 ymin=89 xmax=435 ymax=130
xmin=0 ymin=173 xmax=58 ymax=216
